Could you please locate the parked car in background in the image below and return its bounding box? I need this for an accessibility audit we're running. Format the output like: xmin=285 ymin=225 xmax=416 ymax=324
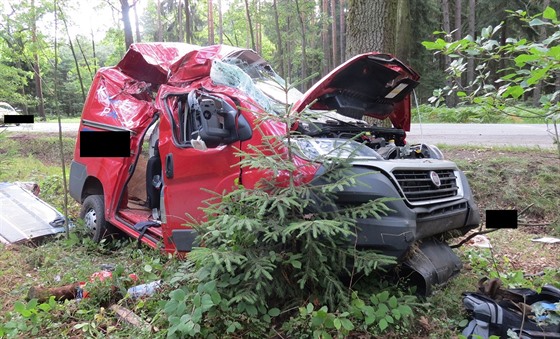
xmin=0 ymin=102 xmax=20 ymax=126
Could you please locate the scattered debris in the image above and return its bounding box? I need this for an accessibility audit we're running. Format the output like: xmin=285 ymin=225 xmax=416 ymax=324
xmin=462 ymin=278 xmax=560 ymax=338
xmin=467 ymin=234 xmax=492 ymax=248
xmin=532 ymin=237 xmax=560 ymax=244
xmin=0 ymin=182 xmax=67 ymax=244
xmin=110 ymin=304 xmax=153 ymax=332
xmin=27 ymin=283 xmax=81 ymax=303
xmin=127 ymin=280 xmax=162 ymax=299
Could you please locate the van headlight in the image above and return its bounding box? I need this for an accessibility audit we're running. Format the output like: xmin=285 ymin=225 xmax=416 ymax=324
xmin=290 ymin=138 xmax=382 ymax=162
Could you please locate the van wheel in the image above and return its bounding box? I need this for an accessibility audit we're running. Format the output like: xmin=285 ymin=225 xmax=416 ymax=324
xmin=80 ymin=195 xmax=112 ymax=242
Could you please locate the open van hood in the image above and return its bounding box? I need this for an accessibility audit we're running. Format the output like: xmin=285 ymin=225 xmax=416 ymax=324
xmin=292 ymin=53 xmax=420 ymax=131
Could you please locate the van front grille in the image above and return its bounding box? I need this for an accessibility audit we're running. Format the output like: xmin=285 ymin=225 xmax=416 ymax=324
xmin=392 ymin=169 xmax=458 ymax=203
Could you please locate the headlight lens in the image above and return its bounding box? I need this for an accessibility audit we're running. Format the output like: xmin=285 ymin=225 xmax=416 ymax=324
xmin=291 ymin=138 xmax=382 ymax=161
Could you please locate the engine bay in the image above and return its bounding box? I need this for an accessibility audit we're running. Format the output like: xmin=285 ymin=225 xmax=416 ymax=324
xmin=298 ymin=111 xmax=444 ymax=160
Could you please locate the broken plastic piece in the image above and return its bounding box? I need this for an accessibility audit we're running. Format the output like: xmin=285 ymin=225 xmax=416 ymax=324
xmin=531 ymin=237 xmax=560 ymax=244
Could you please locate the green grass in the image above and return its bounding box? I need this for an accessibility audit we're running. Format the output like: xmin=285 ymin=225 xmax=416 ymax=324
xmin=44 ymin=116 xmax=82 ymax=123
xmin=413 ymin=104 xmax=549 ymax=124
xmin=1 ymin=135 xmax=558 ymax=338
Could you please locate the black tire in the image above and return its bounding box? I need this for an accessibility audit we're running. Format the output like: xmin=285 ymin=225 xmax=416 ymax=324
xmin=79 ymin=195 xmax=113 ymax=242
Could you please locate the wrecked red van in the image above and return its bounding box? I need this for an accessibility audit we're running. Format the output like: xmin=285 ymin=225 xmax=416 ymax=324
xmin=69 ymin=43 xmax=480 ymax=293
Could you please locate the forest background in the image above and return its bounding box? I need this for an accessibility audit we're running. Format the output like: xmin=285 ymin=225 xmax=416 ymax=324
xmin=1 ymin=0 xmax=558 ymax=121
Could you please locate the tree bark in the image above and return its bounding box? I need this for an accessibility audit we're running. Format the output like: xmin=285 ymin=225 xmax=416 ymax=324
xmin=454 ymin=0 xmax=462 ymax=40
xmin=346 ymin=0 xmax=395 ymax=58
xmin=120 ymin=0 xmax=134 ymax=49
xmin=393 ymin=0 xmax=411 ymax=63
xmin=346 ymin=0 xmax=401 ymax=126
xmin=466 ymin=0 xmax=475 ymax=89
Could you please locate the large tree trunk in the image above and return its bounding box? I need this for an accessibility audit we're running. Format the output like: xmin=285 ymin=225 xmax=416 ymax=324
xmin=120 ymin=0 xmax=134 ymax=49
xmin=346 ymin=0 xmax=400 ymax=127
xmin=31 ymin=0 xmax=45 ymax=120
xmin=466 ymin=0 xmax=475 ymax=90
xmin=346 ymin=0 xmax=395 ymax=58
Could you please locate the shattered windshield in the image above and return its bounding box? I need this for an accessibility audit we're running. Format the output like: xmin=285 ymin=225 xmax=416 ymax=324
xmin=210 ymin=51 xmax=303 ymax=114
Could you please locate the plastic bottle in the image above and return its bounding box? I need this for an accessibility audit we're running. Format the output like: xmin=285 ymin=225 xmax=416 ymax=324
xmin=127 ymin=280 xmax=162 ymax=298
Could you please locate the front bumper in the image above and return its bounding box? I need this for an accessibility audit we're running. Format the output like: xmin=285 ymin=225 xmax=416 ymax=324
xmin=313 ymin=165 xmax=480 ymax=259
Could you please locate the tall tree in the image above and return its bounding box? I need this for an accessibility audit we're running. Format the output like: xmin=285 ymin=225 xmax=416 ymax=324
xmin=134 ymin=1 xmax=141 ymax=42
xmin=157 ymin=0 xmax=163 ymax=41
xmin=272 ymin=0 xmax=285 ymax=77
xmin=454 ymin=0 xmax=462 ymax=40
xmin=346 ymin=0 xmax=398 ymax=58
xmin=178 ymin=0 xmax=184 ymax=42
xmin=31 ymin=0 xmax=46 ymax=120
xmin=331 ymin=0 xmax=338 ymax=66
xmin=466 ymin=0 xmax=475 ymax=88
xmin=208 ymin=0 xmax=214 ymax=44
xmin=185 ymin=0 xmax=192 ymax=43
xmin=218 ymin=0 xmax=223 ymax=44
xmin=533 ymin=0 xmax=550 ymax=106
xmin=58 ymin=4 xmax=86 ymax=102
xmin=321 ymin=0 xmax=331 ymax=74
xmin=441 ymin=0 xmax=457 ymax=106
xmin=244 ymin=0 xmax=256 ymax=50
xmin=339 ymin=0 xmax=346 ymax=62
xmin=346 ymin=0 xmax=403 ymax=126
xmin=294 ymin=0 xmax=307 ymax=88
xmin=119 ymin=0 xmax=134 ymax=49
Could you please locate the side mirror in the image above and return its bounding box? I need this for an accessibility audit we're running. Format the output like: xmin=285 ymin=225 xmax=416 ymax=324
xmin=192 ymin=95 xmax=252 ymax=148
xmin=197 ymin=98 xmax=230 ymax=148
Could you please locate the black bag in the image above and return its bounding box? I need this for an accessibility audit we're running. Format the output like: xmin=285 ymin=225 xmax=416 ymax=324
xmin=462 ymin=284 xmax=560 ymax=339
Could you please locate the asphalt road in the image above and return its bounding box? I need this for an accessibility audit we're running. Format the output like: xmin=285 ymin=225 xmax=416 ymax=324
xmin=406 ymin=123 xmax=556 ymax=148
xmin=2 ymin=122 xmax=557 ymax=148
